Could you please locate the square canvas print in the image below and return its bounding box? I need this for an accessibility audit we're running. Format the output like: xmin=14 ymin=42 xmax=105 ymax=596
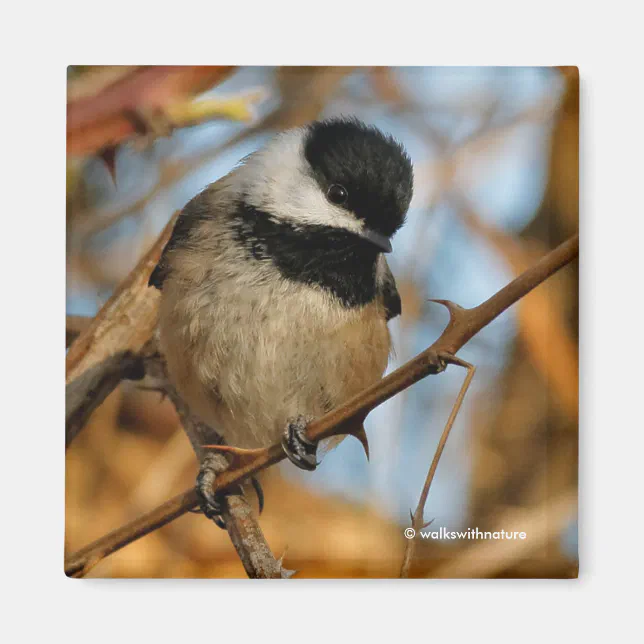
xmin=65 ymin=66 xmax=579 ymax=579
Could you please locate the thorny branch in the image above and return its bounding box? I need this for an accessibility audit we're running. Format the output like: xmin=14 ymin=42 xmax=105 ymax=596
xmin=64 ymin=232 xmax=578 ymax=577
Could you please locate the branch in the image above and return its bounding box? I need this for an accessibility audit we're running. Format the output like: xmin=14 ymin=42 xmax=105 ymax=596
xmin=65 ymin=212 xmax=178 ymax=446
xmin=220 ymin=494 xmax=285 ymax=578
xmin=66 ymin=315 xmax=91 ymax=347
xmin=399 ymin=356 xmax=476 ymax=578
xmin=149 ymin=356 xmax=285 ymax=579
xmin=65 ymin=233 xmax=578 ymax=577
xmin=454 ymin=195 xmax=579 ymax=418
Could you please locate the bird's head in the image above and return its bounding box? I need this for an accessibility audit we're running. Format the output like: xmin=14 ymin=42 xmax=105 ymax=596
xmin=240 ymin=117 xmax=414 ymax=255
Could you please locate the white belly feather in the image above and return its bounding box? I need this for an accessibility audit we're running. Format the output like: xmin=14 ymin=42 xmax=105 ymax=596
xmin=158 ymin=270 xmax=391 ymax=449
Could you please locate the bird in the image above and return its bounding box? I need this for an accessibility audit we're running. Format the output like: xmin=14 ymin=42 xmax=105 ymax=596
xmin=149 ymin=116 xmax=414 ymax=524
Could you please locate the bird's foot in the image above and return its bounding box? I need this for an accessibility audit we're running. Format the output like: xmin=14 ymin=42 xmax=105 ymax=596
xmin=281 ymin=415 xmax=318 ymax=471
xmin=195 ymin=452 xmax=237 ymax=529
xmin=194 ymin=452 xmax=265 ymax=529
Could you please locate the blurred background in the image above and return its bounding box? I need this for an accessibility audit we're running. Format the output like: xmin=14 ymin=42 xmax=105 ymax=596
xmin=66 ymin=66 xmax=578 ymax=578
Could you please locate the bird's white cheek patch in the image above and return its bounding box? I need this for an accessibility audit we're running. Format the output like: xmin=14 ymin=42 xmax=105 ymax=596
xmin=242 ymin=129 xmax=365 ymax=236
xmin=288 ymin=177 xmax=364 ymax=235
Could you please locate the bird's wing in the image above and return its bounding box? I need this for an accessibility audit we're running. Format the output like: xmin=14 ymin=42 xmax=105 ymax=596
xmin=377 ymin=256 xmax=401 ymax=321
xmin=148 ymin=186 xmax=217 ymax=290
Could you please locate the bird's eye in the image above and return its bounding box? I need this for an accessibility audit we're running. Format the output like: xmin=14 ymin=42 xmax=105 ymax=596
xmin=327 ymin=184 xmax=348 ymax=205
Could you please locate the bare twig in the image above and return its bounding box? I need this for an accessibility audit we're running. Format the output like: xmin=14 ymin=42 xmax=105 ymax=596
xmin=65 ymin=233 xmax=578 ymax=577
xmin=400 ymin=356 xmax=477 ymax=578
xmin=220 ymin=494 xmax=283 ymax=579
xmin=66 ymin=352 xmax=145 ymax=449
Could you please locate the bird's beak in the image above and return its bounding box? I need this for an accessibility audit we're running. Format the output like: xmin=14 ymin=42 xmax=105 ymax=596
xmin=358 ymin=227 xmax=393 ymax=253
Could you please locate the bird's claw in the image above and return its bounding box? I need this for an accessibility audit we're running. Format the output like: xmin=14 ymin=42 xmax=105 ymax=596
xmin=195 ymin=453 xmax=232 ymax=529
xmin=281 ymin=415 xmax=318 ymax=471
xmin=195 ymin=453 xmax=265 ymax=529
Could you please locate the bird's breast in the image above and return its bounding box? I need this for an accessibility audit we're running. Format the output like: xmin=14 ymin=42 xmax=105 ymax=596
xmin=159 ymin=276 xmax=392 ymax=448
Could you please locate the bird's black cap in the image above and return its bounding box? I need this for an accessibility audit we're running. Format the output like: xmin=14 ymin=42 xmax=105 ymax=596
xmin=304 ymin=117 xmax=414 ymax=238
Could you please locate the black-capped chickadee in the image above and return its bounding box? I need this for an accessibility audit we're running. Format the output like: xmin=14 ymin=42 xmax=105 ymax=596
xmin=149 ymin=117 xmax=413 ymax=522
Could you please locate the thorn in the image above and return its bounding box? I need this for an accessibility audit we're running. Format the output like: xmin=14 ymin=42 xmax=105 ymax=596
xmin=409 ymin=509 xmax=414 ymax=523
xmin=98 ymin=146 xmax=118 ymax=186
xmin=428 ymin=298 xmax=467 ymax=322
xmin=438 ymin=352 xmax=469 ymax=369
xmin=280 ymin=567 xmax=297 ymax=579
xmin=324 ymin=421 xmax=370 ymax=461
xmin=350 ymin=425 xmax=370 ymax=461
xmin=422 ymin=518 xmax=435 ymax=529
xmin=201 ymin=444 xmax=267 ymax=469
xmin=278 ymin=546 xmax=289 ymax=564
xmin=277 ymin=546 xmax=297 ymax=578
